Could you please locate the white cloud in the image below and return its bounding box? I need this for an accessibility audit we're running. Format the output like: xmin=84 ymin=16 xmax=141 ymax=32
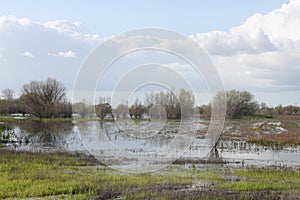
xmin=190 ymin=0 xmax=300 ymax=55
xmin=41 ymin=19 xmax=102 ymax=42
xmin=21 ymin=51 xmax=34 ymax=58
xmin=0 ymin=15 xmax=102 ymax=92
xmin=0 ymin=15 xmax=31 ymax=29
xmin=189 ymin=20 xmax=278 ymax=55
xmin=49 ymin=50 xmax=76 ymax=58
xmin=188 ymin=0 xmax=300 ymax=100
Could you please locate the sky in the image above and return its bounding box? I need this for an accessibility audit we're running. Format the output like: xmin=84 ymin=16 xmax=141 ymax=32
xmin=0 ymin=0 xmax=299 ymax=106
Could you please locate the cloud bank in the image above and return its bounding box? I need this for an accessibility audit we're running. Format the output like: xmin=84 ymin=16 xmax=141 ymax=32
xmin=190 ymin=0 xmax=300 ymax=95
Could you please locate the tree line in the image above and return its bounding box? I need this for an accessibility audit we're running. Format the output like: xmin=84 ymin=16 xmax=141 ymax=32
xmin=74 ymin=89 xmax=195 ymax=120
xmin=0 ymin=78 xmax=71 ymax=118
xmin=1 ymin=78 xmax=300 ymax=119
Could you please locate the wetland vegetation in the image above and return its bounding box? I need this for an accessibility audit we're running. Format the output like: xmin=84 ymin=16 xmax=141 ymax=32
xmin=1 ymin=84 xmax=300 ymax=199
xmin=0 ymin=149 xmax=299 ymax=199
xmin=0 ymin=116 xmax=299 ymax=199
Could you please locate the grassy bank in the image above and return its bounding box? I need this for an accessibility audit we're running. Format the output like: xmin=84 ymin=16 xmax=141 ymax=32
xmin=0 ymin=149 xmax=300 ymax=199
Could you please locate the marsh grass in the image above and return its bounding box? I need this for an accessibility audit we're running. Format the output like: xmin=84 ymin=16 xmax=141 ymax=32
xmin=0 ymin=150 xmax=203 ymax=199
xmin=247 ymin=129 xmax=300 ymax=146
xmin=1 ymin=150 xmax=300 ymax=199
xmin=222 ymin=117 xmax=300 ymax=146
xmin=220 ymin=168 xmax=300 ymax=192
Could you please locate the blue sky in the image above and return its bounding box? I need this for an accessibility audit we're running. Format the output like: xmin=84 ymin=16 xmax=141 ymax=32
xmin=0 ymin=0 xmax=300 ymax=106
xmin=0 ymin=0 xmax=289 ymax=35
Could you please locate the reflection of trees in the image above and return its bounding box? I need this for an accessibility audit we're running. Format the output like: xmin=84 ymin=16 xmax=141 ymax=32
xmin=17 ymin=120 xmax=73 ymax=148
xmin=75 ymin=121 xmax=98 ymax=138
xmin=98 ymin=121 xmax=117 ymax=140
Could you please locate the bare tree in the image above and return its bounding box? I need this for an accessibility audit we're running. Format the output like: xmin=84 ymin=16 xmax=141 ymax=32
xmin=73 ymin=100 xmax=89 ymax=118
xmin=198 ymin=104 xmax=212 ymax=119
xmin=129 ymin=98 xmax=145 ymax=118
xmin=214 ymin=90 xmax=258 ymax=119
xmin=0 ymin=89 xmax=15 ymax=115
xmin=20 ymin=78 xmax=70 ymax=118
xmin=114 ymin=103 xmax=129 ymax=118
xmin=178 ymin=88 xmax=195 ymax=119
xmin=144 ymin=89 xmax=194 ymax=119
xmin=95 ymin=103 xmax=113 ymax=119
xmin=1 ymin=89 xmax=14 ymax=100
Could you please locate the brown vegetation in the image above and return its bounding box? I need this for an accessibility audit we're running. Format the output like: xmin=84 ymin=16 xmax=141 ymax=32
xmin=247 ymin=129 xmax=300 ymax=146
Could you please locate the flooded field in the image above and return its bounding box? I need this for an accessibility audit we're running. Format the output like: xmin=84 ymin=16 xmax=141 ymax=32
xmin=1 ymin=118 xmax=300 ymax=171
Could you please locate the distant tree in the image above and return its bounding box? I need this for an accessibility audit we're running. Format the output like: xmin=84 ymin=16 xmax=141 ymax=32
xmin=56 ymin=101 xmax=72 ymax=118
xmin=227 ymin=90 xmax=259 ymax=118
xmin=73 ymin=100 xmax=89 ymax=118
xmin=275 ymin=104 xmax=283 ymax=115
xmin=20 ymin=78 xmax=71 ymax=118
xmin=214 ymin=90 xmax=258 ymax=119
xmin=256 ymin=102 xmax=275 ymax=117
xmin=177 ymin=88 xmax=195 ymax=118
xmin=198 ymin=104 xmax=212 ymax=119
xmin=282 ymin=105 xmax=300 ymax=115
xmin=1 ymin=89 xmax=14 ymax=100
xmin=95 ymin=103 xmax=113 ymax=119
xmin=129 ymin=98 xmax=145 ymax=118
xmin=114 ymin=103 xmax=129 ymax=118
xmin=0 ymin=89 xmax=19 ymax=115
xmin=144 ymin=89 xmax=194 ymax=119
xmin=260 ymin=102 xmax=267 ymax=109
xmin=0 ymin=100 xmax=7 ymax=115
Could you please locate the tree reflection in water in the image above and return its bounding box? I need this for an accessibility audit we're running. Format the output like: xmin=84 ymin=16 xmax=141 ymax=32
xmin=16 ymin=120 xmax=74 ymax=149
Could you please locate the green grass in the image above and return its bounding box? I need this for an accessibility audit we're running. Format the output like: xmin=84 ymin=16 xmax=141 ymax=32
xmin=1 ymin=150 xmax=300 ymax=199
xmin=0 ymin=116 xmax=74 ymax=122
xmin=0 ymin=117 xmax=23 ymax=123
xmin=240 ymin=115 xmax=273 ymax=119
xmin=220 ymin=168 xmax=300 ymax=192
xmin=0 ymin=150 xmax=205 ymax=199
